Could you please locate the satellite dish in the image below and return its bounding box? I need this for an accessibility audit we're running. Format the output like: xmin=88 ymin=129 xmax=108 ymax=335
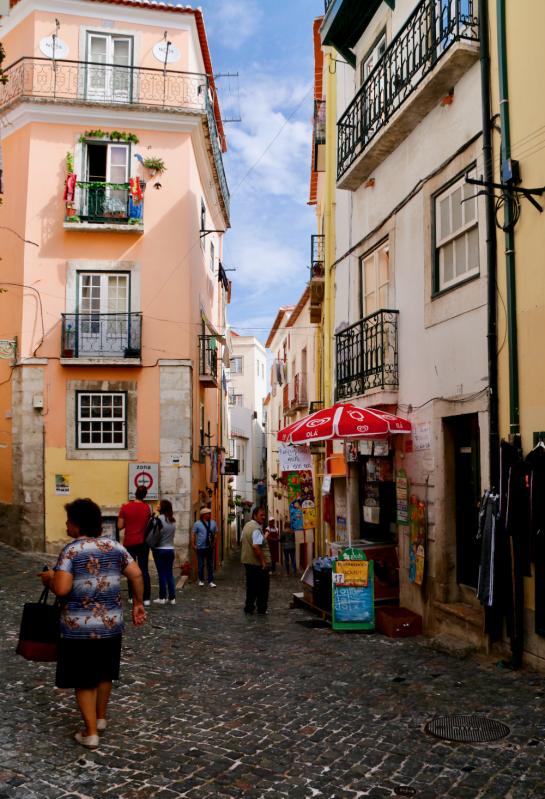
xmin=153 ymin=40 xmax=181 ymax=65
xmin=39 ymin=35 xmax=69 ymax=59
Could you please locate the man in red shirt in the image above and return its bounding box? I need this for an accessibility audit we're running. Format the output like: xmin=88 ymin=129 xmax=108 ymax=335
xmin=117 ymin=485 xmax=151 ymax=605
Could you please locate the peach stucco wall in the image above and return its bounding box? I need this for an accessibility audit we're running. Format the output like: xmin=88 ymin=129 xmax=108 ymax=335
xmin=3 ymin=8 xmax=200 ymax=75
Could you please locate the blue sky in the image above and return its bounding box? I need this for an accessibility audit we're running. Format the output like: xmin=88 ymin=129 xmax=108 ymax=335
xmin=189 ymin=0 xmax=320 ymax=342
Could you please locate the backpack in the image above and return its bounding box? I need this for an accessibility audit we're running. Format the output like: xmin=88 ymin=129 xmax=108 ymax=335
xmin=145 ymin=514 xmax=163 ymax=548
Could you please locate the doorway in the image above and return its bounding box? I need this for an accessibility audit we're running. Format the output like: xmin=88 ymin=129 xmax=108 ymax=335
xmin=447 ymin=413 xmax=481 ymax=588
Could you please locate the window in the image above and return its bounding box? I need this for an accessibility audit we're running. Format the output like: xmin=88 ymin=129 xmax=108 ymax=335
xmin=435 ymin=171 xmax=479 ymax=292
xmin=210 ymin=240 xmax=215 ymax=273
xmin=229 ymin=438 xmax=235 ymax=457
xmin=82 ymin=141 xmax=130 ymax=221
xmin=76 ymin=391 xmax=126 ymax=449
xmin=77 ymin=272 xmax=130 ymax=355
xmin=86 ymin=33 xmax=133 ymax=102
xmin=230 ymin=356 xmax=243 ymax=374
xmin=228 ymin=389 xmax=243 ymax=407
xmin=361 ymin=243 xmax=389 ymax=317
xmin=235 ymin=441 xmax=246 ymax=474
xmin=360 ymin=30 xmax=386 ymax=86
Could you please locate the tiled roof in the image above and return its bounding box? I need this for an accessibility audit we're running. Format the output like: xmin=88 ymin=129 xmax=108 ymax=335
xmin=8 ymin=0 xmax=226 ymax=150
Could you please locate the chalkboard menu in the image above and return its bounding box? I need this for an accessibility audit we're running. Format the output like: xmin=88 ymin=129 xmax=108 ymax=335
xmin=332 ymin=548 xmax=375 ymax=631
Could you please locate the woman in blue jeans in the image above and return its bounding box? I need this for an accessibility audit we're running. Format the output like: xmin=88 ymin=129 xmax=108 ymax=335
xmin=151 ymin=499 xmax=177 ymax=605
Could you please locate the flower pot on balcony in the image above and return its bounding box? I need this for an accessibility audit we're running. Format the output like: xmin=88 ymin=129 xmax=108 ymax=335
xmin=65 ymin=205 xmax=77 ymax=218
xmin=62 ymin=348 xmax=74 ymax=358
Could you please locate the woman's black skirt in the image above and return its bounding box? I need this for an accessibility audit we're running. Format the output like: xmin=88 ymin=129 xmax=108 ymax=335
xmin=55 ymin=635 xmax=122 ymax=689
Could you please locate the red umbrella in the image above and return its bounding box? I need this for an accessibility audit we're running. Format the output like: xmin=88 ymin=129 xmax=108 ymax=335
xmin=277 ymin=403 xmax=411 ymax=444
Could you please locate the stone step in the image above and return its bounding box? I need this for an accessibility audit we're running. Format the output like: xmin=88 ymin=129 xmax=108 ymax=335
xmin=432 ymin=601 xmax=486 ymax=652
xmin=428 ymin=633 xmax=478 ymax=660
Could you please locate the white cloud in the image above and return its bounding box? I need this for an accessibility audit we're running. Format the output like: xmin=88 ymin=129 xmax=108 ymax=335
xmin=226 ymin=72 xmax=313 ymax=200
xmin=204 ymin=0 xmax=263 ymax=51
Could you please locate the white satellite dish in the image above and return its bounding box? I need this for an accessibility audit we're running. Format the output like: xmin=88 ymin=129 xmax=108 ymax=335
xmin=39 ymin=35 xmax=69 ymax=59
xmin=153 ymin=40 xmax=181 ymax=65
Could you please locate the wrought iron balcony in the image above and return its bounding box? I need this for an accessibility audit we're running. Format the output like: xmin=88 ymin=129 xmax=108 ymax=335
xmin=310 ymin=234 xmax=325 ymax=323
xmin=337 ymin=0 xmax=480 ymax=186
xmin=289 ymin=373 xmax=308 ymax=414
xmin=61 ymin=313 xmax=142 ymax=359
xmin=65 ymin=182 xmax=143 ymax=227
xmin=324 ymin=0 xmax=334 ymax=12
xmin=0 ymin=57 xmax=230 ymax=222
xmin=199 ymin=335 xmax=218 ymax=386
xmin=335 ymin=309 xmax=399 ymax=400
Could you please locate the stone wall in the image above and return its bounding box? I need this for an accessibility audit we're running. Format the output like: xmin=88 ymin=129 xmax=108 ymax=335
xmin=159 ymin=361 xmax=192 ymax=559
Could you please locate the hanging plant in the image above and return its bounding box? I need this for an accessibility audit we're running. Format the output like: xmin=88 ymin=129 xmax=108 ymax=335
xmin=78 ymin=130 xmax=140 ymax=144
xmin=142 ymin=156 xmax=166 ymax=175
xmin=66 ymin=151 xmax=74 ymax=174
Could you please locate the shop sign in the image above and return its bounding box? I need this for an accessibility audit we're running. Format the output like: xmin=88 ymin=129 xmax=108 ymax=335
xmin=223 ymin=458 xmax=239 ymax=475
xmin=128 ymin=463 xmax=159 ymax=501
xmin=279 ymin=445 xmax=312 ymax=472
xmin=332 ymin=550 xmax=375 ymax=631
xmin=414 ymin=422 xmax=432 ymax=451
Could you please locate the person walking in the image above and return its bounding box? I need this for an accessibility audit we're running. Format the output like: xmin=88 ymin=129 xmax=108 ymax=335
xmin=191 ymin=507 xmax=217 ymax=587
xmin=281 ymin=522 xmax=297 ymax=576
xmin=117 ymin=485 xmax=151 ymax=606
xmin=151 ymin=499 xmax=177 ymax=606
xmin=265 ymin=516 xmax=280 ymax=574
xmin=241 ymin=505 xmax=270 ymax=615
xmin=39 ymin=498 xmax=147 ymax=750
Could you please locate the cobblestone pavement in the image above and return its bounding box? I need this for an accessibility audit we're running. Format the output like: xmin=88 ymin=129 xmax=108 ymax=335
xmin=1 ymin=543 xmax=545 ymax=799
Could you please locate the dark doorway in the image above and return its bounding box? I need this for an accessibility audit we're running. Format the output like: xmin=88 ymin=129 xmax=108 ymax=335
xmin=86 ymin=143 xmax=107 ymax=181
xmin=448 ymin=414 xmax=481 ymax=587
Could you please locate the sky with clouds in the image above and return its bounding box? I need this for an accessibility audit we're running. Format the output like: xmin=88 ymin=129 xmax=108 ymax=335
xmin=187 ymin=0 xmax=320 ymax=342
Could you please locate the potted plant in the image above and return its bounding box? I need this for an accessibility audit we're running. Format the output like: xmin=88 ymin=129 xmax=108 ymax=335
xmin=65 ymin=215 xmax=81 ymax=223
xmin=65 ymin=203 xmax=77 ymax=218
xmin=143 ymin=156 xmax=167 ymax=177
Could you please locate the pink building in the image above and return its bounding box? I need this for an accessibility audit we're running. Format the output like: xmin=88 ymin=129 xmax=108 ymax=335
xmin=0 ymin=0 xmax=231 ymax=556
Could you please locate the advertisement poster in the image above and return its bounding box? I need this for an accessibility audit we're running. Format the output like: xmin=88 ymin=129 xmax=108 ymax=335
xmin=55 ymin=474 xmax=70 ymax=496
xmin=332 ymin=549 xmax=374 ymax=631
xmin=396 ymin=468 xmax=409 ymax=524
xmin=409 ymin=497 xmax=426 ymax=585
xmin=287 ymin=470 xmax=315 ymax=531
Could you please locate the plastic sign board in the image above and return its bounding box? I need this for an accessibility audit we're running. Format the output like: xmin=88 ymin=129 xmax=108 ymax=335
xmin=223 ymin=458 xmax=239 ymax=475
xmin=332 ymin=549 xmax=375 ymax=631
xmin=129 ymin=463 xmax=159 ymax=501
xmin=279 ymin=444 xmax=312 ymax=473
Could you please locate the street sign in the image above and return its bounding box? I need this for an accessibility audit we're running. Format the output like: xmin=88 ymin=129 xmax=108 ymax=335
xmin=224 ymin=458 xmax=239 ymax=475
xmin=128 ymin=463 xmax=159 ymax=500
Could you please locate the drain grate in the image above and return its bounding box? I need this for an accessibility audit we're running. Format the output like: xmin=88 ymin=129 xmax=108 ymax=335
xmin=425 ymin=714 xmax=510 ymax=743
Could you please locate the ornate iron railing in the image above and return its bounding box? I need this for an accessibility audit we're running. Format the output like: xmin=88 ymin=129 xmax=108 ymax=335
xmin=335 ymin=309 xmax=399 ymax=400
xmin=311 ymin=234 xmax=325 ymax=278
xmin=337 ymin=0 xmax=479 ymax=179
xmin=289 ymin=373 xmax=308 ymax=410
xmin=199 ymin=335 xmax=218 ymax=381
xmin=61 ymin=313 xmax=142 ymax=358
xmin=0 ymin=57 xmax=205 ymax=112
xmin=324 ymin=0 xmax=334 ymax=12
xmin=68 ymin=182 xmax=143 ymax=226
xmin=205 ymin=93 xmax=230 ymax=219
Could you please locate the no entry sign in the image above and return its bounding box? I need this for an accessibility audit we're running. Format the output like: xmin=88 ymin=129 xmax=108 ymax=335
xmin=128 ymin=463 xmax=159 ymax=501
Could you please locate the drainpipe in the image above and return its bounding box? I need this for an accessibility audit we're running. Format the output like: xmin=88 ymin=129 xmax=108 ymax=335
xmin=479 ymin=0 xmax=499 ymax=488
xmin=497 ymin=0 xmax=520 ymax=440
xmin=323 ymin=48 xmax=337 ymax=407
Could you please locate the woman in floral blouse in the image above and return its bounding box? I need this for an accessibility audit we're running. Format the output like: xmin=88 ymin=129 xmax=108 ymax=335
xmin=40 ymin=498 xmax=147 ymax=750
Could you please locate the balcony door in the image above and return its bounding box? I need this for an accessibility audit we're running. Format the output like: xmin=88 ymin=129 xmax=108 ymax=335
xmin=86 ymin=33 xmax=132 ymax=103
xmin=83 ymin=143 xmax=129 ymax=220
xmin=361 ymin=244 xmax=391 ymax=383
xmin=78 ymin=272 xmax=129 ymax=356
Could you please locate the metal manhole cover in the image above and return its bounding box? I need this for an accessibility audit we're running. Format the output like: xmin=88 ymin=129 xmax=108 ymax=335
xmin=425 ymin=714 xmax=510 ymax=743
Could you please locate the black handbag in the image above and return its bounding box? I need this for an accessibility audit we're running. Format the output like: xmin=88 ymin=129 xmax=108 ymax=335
xmin=16 ymin=587 xmax=60 ymax=662
xmin=145 ymin=514 xmax=163 ymax=548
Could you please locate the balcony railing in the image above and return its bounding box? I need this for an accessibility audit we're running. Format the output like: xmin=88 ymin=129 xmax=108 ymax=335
xmin=337 ymin=0 xmax=479 ymax=180
xmin=324 ymin=0 xmax=334 ymax=12
xmin=0 ymin=57 xmax=205 ymax=112
xmin=1 ymin=57 xmax=230 ymax=222
xmin=311 ymin=234 xmax=325 ymax=278
xmin=199 ymin=335 xmax=218 ymax=384
xmin=61 ymin=313 xmax=142 ymax=359
xmin=67 ymin=182 xmax=143 ymax=226
xmin=335 ymin=309 xmax=399 ymax=400
xmin=309 ymin=400 xmax=324 ymax=413
xmin=289 ymin=373 xmax=308 ymax=412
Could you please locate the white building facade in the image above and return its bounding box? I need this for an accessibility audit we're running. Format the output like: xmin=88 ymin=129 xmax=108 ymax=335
xmin=322 ymin=0 xmax=489 ymax=645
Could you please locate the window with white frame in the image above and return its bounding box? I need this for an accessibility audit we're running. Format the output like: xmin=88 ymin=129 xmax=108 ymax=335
xmin=361 ymin=242 xmax=389 ymax=317
xmin=230 ymin=356 xmax=243 ymax=374
xmin=229 ymin=438 xmax=235 ymax=458
xmin=235 ymin=441 xmax=246 ymax=474
xmin=435 ymin=170 xmax=479 ymax=292
xmin=360 ymin=30 xmax=386 ymax=87
xmin=76 ymin=391 xmax=126 ymax=449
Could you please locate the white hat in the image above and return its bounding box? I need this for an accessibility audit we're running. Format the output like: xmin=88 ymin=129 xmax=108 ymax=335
xmin=200 ymin=507 xmax=212 ymax=515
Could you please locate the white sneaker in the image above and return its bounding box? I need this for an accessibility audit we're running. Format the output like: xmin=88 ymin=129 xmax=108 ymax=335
xmin=75 ymin=732 xmax=99 ymax=749
xmin=143 ymin=600 xmax=151 ymax=607
xmin=168 ymin=599 xmax=176 ymax=605
xmin=97 ymin=719 xmax=107 ymax=732
xmin=208 ymin=582 xmax=217 ymax=588
xmin=153 ymin=598 xmax=166 ymax=605
xmin=198 ymin=581 xmax=204 ymax=586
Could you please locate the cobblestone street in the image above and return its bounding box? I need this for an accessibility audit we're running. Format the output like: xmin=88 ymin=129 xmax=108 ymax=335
xmin=1 ymin=543 xmax=545 ymax=799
